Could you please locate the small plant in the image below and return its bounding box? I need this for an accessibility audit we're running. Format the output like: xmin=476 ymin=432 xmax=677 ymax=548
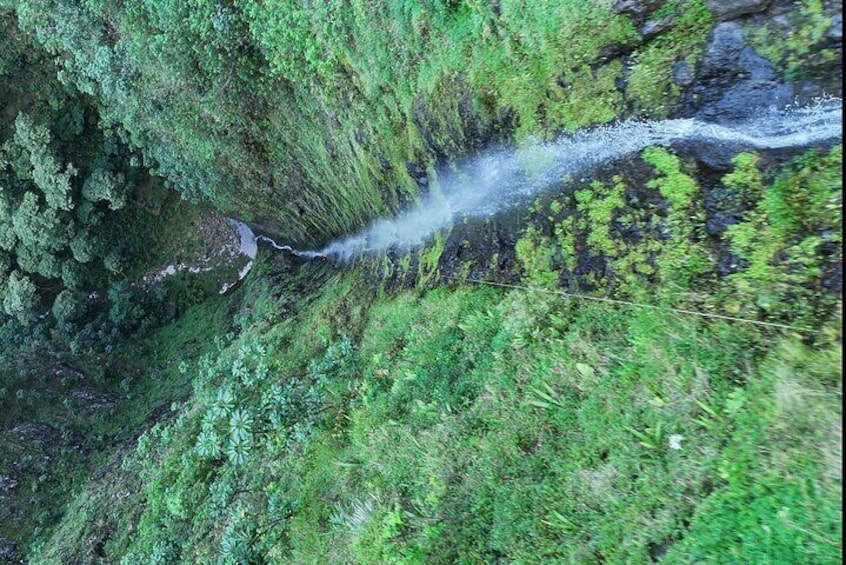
xmin=626 ymin=422 xmax=665 ymax=450
xmin=229 ymin=408 xmax=253 ymax=443
xmin=527 ymin=382 xmax=566 ymax=410
xmin=226 ymin=436 xmax=251 ymax=467
xmin=196 ymin=428 xmax=223 ymax=459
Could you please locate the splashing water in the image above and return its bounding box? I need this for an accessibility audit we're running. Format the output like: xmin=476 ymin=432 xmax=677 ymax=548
xmin=260 ymin=98 xmax=843 ymax=261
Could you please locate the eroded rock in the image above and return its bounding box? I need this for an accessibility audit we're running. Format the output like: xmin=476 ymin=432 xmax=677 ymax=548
xmin=612 ymin=0 xmax=662 ymax=17
xmin=706 ymin=0 xmax=772 ymax=21
xmin=700 ymin=22 xmax=746 ymax=78
xmin=692 ymin=22 xmax=794 ymax=121
xmin=672 ymin=60 xmax=695 ymax=86
xmin=11 ymin=421 xmax=58 ymax=447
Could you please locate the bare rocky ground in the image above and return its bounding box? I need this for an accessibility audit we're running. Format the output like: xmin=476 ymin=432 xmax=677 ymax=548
xmin=138 ymin=214 xmax=253 ymax=293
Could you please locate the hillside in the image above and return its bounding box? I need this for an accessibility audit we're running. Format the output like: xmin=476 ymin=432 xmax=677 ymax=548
xmin=0 ymin=1 xmax=842 ymax=563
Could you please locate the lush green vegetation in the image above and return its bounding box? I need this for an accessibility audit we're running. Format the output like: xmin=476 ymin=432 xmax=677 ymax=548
xmin=1 ymin=0 xmax=723 ymax=242
xmin=24 ymin=245 xmax=841 ymax=563
xmin=0 ymin=0 xmax=842 ymax=563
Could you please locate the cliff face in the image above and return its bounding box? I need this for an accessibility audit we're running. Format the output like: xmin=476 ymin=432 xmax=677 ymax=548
xmin=6 ymin=1 xmax=841 ymax=244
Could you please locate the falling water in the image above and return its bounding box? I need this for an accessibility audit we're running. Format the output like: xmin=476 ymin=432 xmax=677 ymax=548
xmin=257 ymin=98 xmax=842 ymax=261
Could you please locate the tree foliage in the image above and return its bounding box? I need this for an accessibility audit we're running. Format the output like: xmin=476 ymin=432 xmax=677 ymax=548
xmin=0 ymin=10 xmax=158 ymax=333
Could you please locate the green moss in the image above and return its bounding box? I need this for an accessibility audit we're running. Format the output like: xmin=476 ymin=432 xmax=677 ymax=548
xmin=747 ymin=0 xmax=839 ymax=80
xmin=546 ymin=59 xmax=625 ymax=131
xmin=417 ymin=232 xmax=446 ymax=288
xmin=626 ymin=0 xmax=714 ymax=116
xmin=515 ymin=225 xmax=558 ymax=287
xmin=576 ymin=177 xmax=627 ymax=255
xmin=723 ymin=145 xmax=842 ymax=322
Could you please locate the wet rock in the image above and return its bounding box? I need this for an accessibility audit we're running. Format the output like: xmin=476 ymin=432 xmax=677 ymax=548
xmin=640 ymin=16 xmax=674 ymax=38
xmin=614 ymin=220 xmax=645 ymax=242
xmin=672 ymin=60 xmax=695 ymax=86
xmin=597 ymin=43 xmax=633 ymax=61
xmin=405 ymin=161 xmax=429 ymax=191
xmin=821 ymin=263 xmax=841 ymax=291
xmin=737 ymin=46 xmax=778 ymax=81
xmin=712 ymin=80 xmax=793 ymax=119
xmin=0 ymin=537 xmax=21 ymax=563
xmin=612 ymin=0 xmax=662 ymax=17
xmin=693 ymin=22 xmax=794 ymax=121
xmin=706 ymin=0 xmax=771 ymax=21
xmin=704 ymin=185 xmax=743 ymax=216
xmin=827 ymin=13 xmax=842 ymax=40
xmin=716 ymin=251 xmax=746 ymax=275
xmin=706 ymin=211 xmax=742 ymax=235
xmin=816 ymin=238 xmax=839 ymax=257
xmin=700 ymin=22 xmax=746 ymax=78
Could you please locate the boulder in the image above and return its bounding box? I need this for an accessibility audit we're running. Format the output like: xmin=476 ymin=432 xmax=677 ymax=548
xmin=672 ymin=60 xmax=695 ymax=86
xmin=692 ymin=22 xmax=795 ymax=121
xmin=699 ymin=22 xmax=746 ymax=78
xmin=612 ymin=0 xmax=662 ymax=16
xmin=706 ymin=0 xmax=772 ymax=21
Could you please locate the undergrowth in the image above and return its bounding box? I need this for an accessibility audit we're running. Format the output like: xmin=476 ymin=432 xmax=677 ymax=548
xmin=28 ymin=255 xmax=841 ymax=563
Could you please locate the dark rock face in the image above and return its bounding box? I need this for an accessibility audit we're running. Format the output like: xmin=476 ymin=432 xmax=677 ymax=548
xmin=700 ymin=22 xmax=747 ymax=76
xmin=672 ymin=60 xmax=695 ymax=86
xmin=0 ymin=475 xmax=18 ymax=495
xmin=11 ymin=421 xmax=58 ymax=447
xmin=405 ymin=161 xmax=429 ymax=191
xmin=706 ymin=211 xmax=742 ymax=236
xmin=706 ymin=0 xmax=772 ymax=21
xmin=688 ymin=22 xmax=793 ymax=121
xmin=827 ymin=12 xmax=842 ymax=40
xmin=612 ymin=0 xmax=662 ymax=17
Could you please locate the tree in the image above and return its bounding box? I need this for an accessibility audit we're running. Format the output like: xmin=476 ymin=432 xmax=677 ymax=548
xmin=13 ymin=113 xmax=76 ymax=211
xmin=2 ymin=270 xmax=36 ymax=323
xmin=82 ymin=168 xmax=128 ymax=210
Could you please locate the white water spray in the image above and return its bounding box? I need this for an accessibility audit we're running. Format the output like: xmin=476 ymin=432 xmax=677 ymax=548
xmin=258 ymin=98 xmax=842 ymax=261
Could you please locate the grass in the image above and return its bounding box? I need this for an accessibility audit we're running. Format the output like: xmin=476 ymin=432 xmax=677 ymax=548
xmin=26 ymin=260 xmax=840 ymax=563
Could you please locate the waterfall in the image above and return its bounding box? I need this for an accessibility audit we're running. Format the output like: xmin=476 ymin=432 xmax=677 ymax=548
xmin=257 ymin=97 xmax=842 ymax=261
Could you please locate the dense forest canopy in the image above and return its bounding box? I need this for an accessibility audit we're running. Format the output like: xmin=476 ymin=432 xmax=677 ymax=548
xmin=0 ymin=0 xmax=841 ymax=563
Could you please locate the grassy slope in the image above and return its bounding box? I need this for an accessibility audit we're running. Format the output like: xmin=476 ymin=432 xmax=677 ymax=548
xmin=4 ymin=1 xmax=842 ymax=562
xmin=27 ymin=144 xmax=843 ymax=563
xmin=31 ymin=259 xmax=840 ymax=563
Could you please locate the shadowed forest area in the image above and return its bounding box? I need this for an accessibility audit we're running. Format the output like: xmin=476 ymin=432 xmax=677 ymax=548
xmin=0 ymin=0 xmax=842 ymax=563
